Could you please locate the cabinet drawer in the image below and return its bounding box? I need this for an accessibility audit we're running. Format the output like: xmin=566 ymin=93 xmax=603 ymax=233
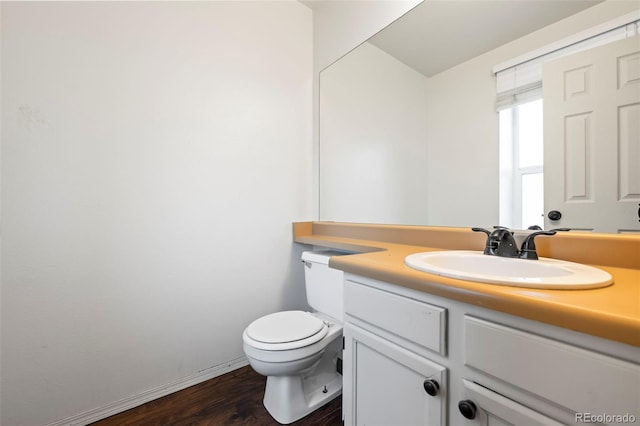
xmin=464 ymin=316 xmax=640 ymax=421
xmin=461 ymin=379 xmax=564 ymax=426
xmin=345 ymin=280 xmax=446 ymax=355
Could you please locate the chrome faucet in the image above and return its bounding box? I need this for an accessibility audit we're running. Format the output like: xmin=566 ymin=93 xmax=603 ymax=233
xmin=472 ymin=226 xmax=557 ymax=260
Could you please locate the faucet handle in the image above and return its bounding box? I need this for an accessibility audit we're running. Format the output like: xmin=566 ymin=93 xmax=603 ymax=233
xmin=471 ymin=227 xmax=491 ymax=236
xmin=472 ymin=228 xmax=493 ymax=254
xmin=520 ymin=230 xmax=557 ymax=260
xmin=471 ymin=226 xmax=509 ymax=234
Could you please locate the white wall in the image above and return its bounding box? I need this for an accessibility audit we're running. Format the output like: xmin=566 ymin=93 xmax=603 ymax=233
xmin=0 ymin=2 xmax=313 ymax=425
xmin=425 ymin=0 xmax=640 ymax=227
xmin=320 ymin=42 xmax=429 ymax=224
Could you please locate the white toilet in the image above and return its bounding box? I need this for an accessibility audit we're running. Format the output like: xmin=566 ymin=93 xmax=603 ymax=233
xmin=242 ymin=250 xmax=345 ymax=424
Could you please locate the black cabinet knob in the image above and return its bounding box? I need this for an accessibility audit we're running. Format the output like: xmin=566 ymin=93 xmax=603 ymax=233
xmin=423 ymin=379 xmax=439 ymax=396
xmin=547 ymin=210 xmax=562 ymax=221
xmin=458 ymin=400 xmax=477 ymax=419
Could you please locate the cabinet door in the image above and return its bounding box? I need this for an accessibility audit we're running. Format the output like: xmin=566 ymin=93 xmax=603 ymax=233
xmin=457 ymin=380 xmax=564 ymax=426
xmin=343 ymin=323 xmax=446 ymax=426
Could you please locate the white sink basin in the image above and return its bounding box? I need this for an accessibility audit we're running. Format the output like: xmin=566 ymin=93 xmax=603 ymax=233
xmin=405 ymin=251 xmax=613 ymax=289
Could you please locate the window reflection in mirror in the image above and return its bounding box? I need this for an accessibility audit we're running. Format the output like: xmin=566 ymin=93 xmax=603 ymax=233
xmin=500 ymin=99 xmax=544 ymax=229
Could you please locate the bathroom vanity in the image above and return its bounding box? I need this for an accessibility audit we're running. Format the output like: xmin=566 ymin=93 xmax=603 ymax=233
xmin=293 ymin=222 xmax=640 ymax=426
xmin=343 ymin=274 xmax=639 ymax=425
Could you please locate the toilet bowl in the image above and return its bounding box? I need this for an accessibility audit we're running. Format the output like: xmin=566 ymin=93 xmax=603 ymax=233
xmin=243 ymin=310 xmax=343 ymax=424
xmin=242 ymin=251 xmax=346 ymax=424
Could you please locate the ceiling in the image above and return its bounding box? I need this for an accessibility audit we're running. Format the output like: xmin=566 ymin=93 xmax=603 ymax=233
xmin=366 ymin=0 xmax=603 ymax=76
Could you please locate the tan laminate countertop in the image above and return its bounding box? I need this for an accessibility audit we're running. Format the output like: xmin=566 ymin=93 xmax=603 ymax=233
xmin=293 ymin=222 xmax=640 ymax=347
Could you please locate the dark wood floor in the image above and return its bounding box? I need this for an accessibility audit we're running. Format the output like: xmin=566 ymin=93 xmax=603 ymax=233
xmin=91 ymin=365 xmax=342 ymax=426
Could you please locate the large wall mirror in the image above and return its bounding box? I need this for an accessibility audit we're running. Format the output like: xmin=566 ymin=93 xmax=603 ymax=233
xmin=319 ymin=0 xmax=640 ymax=233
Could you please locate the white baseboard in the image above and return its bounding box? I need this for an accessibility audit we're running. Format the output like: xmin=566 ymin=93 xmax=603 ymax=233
xmin=47 ymin=356 xmax=249 ymax=426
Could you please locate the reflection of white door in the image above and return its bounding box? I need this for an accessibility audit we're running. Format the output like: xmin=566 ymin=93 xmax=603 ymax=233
xmin=543 ymin=36 xmax=640 ymax=233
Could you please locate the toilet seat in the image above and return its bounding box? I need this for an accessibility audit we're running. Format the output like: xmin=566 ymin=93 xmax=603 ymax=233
xmin=244 ymin=311 xmax=329 ymax=351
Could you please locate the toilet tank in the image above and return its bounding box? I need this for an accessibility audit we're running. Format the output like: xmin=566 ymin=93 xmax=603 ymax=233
xmin=301 ymin=250 xmax=346 ymax=322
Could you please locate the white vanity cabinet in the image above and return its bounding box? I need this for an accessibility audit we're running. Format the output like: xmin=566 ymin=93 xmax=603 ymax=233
xmin=342 ymin=274 xmax=640 ymax=426
xmin=343 ymin=280 xmax=448 ymax=425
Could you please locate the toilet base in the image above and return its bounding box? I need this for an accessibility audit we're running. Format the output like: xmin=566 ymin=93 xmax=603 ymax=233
xmin=262 ymin=336 xmax=342 ymax=424
xmin=263 ymin=356 xmax=342 ymax=424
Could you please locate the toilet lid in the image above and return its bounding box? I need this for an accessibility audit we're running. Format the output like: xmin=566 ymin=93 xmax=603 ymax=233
xmin=246 ymin=311 xmax=326 ymax=344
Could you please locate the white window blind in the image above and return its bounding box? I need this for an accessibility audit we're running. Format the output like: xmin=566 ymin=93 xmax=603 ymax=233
xmin=495 ymin=18 xmax=639 ymax=111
